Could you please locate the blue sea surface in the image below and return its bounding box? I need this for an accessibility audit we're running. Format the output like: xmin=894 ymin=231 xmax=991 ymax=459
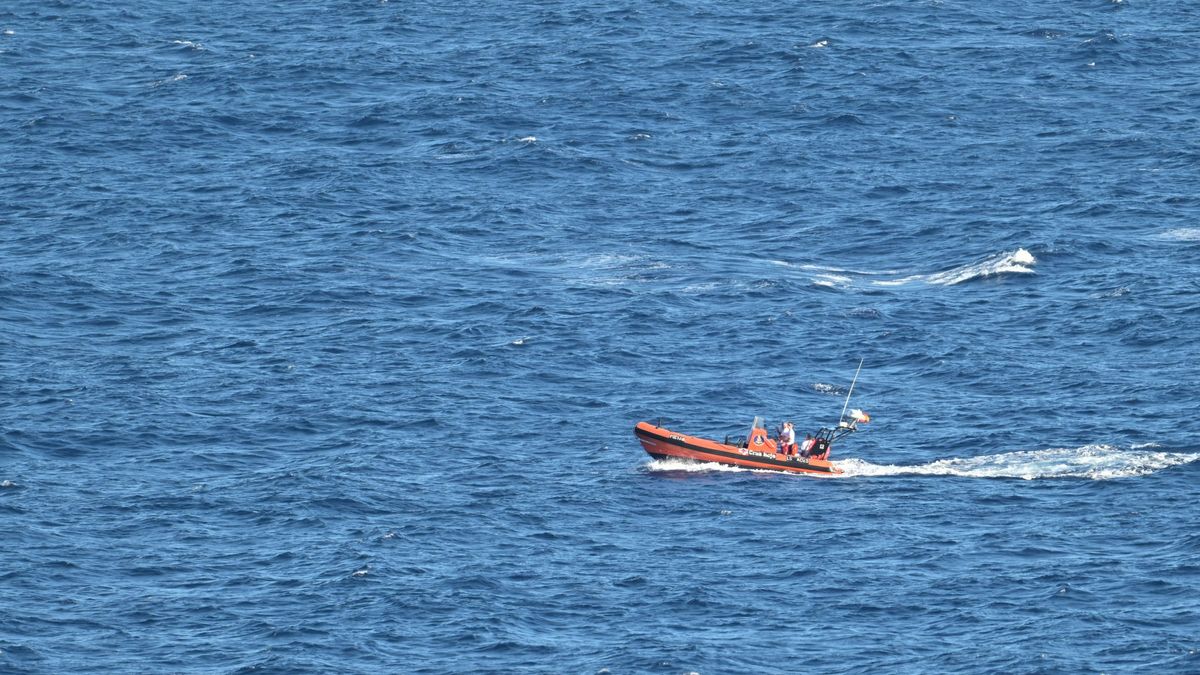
xmin=3 ymin=1 xmax=1200 ymax=672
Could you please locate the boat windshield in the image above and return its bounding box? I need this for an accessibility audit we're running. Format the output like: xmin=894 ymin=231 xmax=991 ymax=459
xmin=746 ymin=416 xmax=764 ymax=442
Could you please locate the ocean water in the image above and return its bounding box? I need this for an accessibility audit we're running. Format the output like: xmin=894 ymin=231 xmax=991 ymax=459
xmin=3 ymin=1 xmax=1200 ymax=672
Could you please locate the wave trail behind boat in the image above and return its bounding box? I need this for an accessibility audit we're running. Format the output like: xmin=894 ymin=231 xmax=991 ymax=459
xmin=874 ymin=248 xmax=1036 ymax=286
xmin=834 ymin=445 xmax=1200 ymax=480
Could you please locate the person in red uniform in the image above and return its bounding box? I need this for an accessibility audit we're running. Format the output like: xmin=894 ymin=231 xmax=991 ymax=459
xmin=779 ymin=421 xmax=796 ymax=455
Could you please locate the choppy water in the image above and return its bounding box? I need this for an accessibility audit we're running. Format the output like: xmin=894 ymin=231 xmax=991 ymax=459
xmin=3 ymin=1 xmax=1200 ymax=672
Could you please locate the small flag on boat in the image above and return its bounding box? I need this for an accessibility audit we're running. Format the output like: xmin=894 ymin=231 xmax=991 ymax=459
xmin=850 ymin=409 xmax=870 ymax=424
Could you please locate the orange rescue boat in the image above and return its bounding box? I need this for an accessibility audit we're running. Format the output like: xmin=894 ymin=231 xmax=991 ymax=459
xmin=636 ymin=361 xmax=870 ymax=476
xmin=635 ymin=416 xmax=863 ymax=476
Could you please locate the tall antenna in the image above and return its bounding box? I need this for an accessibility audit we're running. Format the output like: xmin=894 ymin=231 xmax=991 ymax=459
xmin=838 ymin=358 xmax=864 ymax=425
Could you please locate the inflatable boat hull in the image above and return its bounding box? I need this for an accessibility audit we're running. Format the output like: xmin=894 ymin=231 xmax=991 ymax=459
xmin=635 ymin=421 xmax=843 ymax=476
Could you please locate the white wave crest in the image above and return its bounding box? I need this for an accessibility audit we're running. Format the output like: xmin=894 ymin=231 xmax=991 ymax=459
xmin=813 ymin=273 xmax=852 ymax=288
xmin=812 ymin=382 xmax=843 ymax=395
xmin=875 ymin=248 xmax=1036 ymax=286
xmin=645 ymin=458 xmax=755 ymax=473
xmin=1160 ymin=228 xmax=1200 ymax=241
xmin=834 ymin=445 xmax=1200 ymax=480
xmin=151 ymin=73 xmax=188 ymax=88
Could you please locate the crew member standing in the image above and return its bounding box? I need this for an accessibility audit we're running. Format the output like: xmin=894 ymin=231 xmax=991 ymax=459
xmin=780 ymin=421 xmax=796 ymax=456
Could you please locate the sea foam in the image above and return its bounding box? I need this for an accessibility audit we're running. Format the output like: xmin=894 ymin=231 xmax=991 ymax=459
xmin=644 ymin=445 xmax=1199 ymax=480
xmin=645 ymin=458 xmax=758 ymax=473
xmin=1160 ymin=228 xmax=1200 ymax=241
xmin=875 ymin=248 xmax=1037 ymax=286
xmin=835 ymin=445 xmax=1200 ymax=480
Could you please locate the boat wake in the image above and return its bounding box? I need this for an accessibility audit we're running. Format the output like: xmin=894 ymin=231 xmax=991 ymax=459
xmin=644 ymin=445 xmax=1200 ymax=480
xmin=644 ymin=458 xmax=757 ymax=473
xmin=835 ymin=444 xmax=1200 ymax=480
xmin=874 ymin=248 xmax=1036 ymax=286
xmin=779 ymin=248 xmax=1036 ymax=288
